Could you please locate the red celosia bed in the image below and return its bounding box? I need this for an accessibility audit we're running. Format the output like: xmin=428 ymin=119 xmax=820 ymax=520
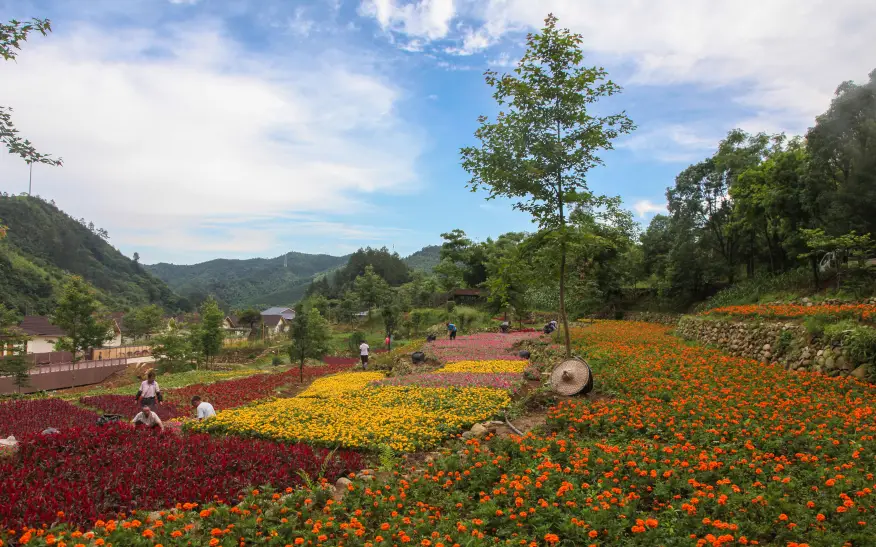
xmin=427 ymin=332 xmax=541 ymax=362
xmin=0 ymin=423 xmax=363 ymax=529
xmin=0 ymin=399 xmax=98 ymax=438
xmin=80 ymin=395 xmax=185 ymax=421
xmin=166 ymin=363 xmax=351 ymax=410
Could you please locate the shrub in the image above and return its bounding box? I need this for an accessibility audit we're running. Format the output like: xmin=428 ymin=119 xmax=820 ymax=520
xmin=803 ymin=314 xmax=833 ymax=338
xmin=347 ymin=331 xmax=367 ymax=354
xmin=271 ymin=355 xmax=284 ymax=366
xmin=445 ymin=300 xmax=456 ymax=313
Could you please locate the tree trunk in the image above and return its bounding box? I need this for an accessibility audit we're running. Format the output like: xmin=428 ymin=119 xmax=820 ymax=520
xmin=299 ymin=359 xmax=304 ymax=383
xmin=811 ymin=255 xmax=820 ymax=289
xmin=559 ymin=248 xmax=571 ymax=356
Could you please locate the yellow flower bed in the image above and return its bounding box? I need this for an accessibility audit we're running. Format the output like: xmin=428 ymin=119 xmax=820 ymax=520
xmin=193 ymin=386 xmax=510 ymax=452
xmin=298 ymin=372 xmax=385 ymax=398
xmin=437 ymin=360 xmax=528 ymax=374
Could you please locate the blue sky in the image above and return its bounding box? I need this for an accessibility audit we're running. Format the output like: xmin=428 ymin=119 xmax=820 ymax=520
xmin=1 ymin=0 xmax=873 ymax=264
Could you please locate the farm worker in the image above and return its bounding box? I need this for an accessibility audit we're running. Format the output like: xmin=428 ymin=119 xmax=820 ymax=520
xmin=191 ymin=396 xmax=216 ymax=420
xmin=447 ymin=322 xmax=457 ymax=340
xmin=385 ymin=335 xmax=391 ymax=350
xmin=135 ymin=371 xmax=161 ymax=409
xmin=359 ymin=340 xmax=370 ymax=370
xmin=131 ymin=405 xmax=164 ymax=431
xmin=500 ymin=321 xmax=510 ymax=333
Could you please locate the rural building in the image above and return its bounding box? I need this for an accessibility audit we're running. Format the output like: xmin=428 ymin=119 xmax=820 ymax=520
xmin=223 ymin=315 xmax=239 ymax=329
xmin=262 ymin=315 xmax=287 ymax=336
xmin=18 ymin=316 xmax=66 ymax=353
xmin=261 ymin=307 xmax=296 ymax=321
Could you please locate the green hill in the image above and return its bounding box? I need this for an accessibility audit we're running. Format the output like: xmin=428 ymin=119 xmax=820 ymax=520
xmin=403 ymin=245 xmax=440 ymax=272
xmin=147 ymin=252 xmax=350 ymax=309
xmin=0 ymin=195 xmax=183 ymax=315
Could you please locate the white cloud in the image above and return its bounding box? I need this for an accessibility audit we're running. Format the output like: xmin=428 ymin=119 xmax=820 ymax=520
xmin=0 ymin=23 xmax=421 ymax=263
xmin=460 ymin=0 xmax=876 ymax=131
xmin=288 ymin=7 xmax=316 ymax=37
xmin=619 ymin=124 xmax=719 ymax=162
xmin=359 ymin=0 xmax=456 ymax=40
xmin=632 ymin=199 xmax=667 ymax=219
xmin=487 ymin=51 xmax=515 ymax=68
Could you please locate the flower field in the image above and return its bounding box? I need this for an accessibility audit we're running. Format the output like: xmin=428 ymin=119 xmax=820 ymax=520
xmin=427 ymin=332 xmax=539 ymax=362
xmin=80 ymin=394 xmax=185 ymax=420
xmin=298 ymin=372 xmax=386 ymax=398
xmin=165 ymin=362 xmax=351 ymax=409
xmin=373 ymin=371 xmax=523 ymax=392
xmin=701 ymin=302 xmax=876 ymax=321
xmin=0 ymin=424 xmax=363 ymax=529
xmin=0 ymin=398 xmax=99 ymax=437
xmin=192 ymin=386 xmax=510 ymax=451
xmin=437 ymin=359 xmax=529 ymax=373
xmin=10 ymin=320 xmax=876 ymax=546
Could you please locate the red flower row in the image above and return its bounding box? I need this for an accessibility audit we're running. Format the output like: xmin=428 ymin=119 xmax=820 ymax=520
xmin=0 ymin=423 xmax=363 ymax=530
xmin=0 ymin=399 xmax=97 ymax=439
xmin=80 ymin=395 xmax=185 ymax=421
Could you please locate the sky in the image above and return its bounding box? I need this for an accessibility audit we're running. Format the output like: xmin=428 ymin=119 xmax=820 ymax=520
xmin=0 ymin=0 xmax=873 ymax=265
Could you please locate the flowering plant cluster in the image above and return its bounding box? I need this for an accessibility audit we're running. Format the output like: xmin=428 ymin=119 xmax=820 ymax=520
xmin=0 ymin=423 xmax=363 ymax=530
xmin=436 ymin=359 xmax=529 ymax=374
xmin=192 ymin=386 xmax=510 ymax=452
xmin=166 ymin=362 xmax=351 ymax=410
xmin=701 ymin=303 xmax=876 ymax=321
xmin=10 ymin=320 xmax=876 ymax=546
xmin=0 ymin=398 xmax=98 ymax=438
xmin=373 ymin=371 xmax=523 ymax=392
xmin=79 ymin=395 xmax=185 ymax=420
xmin=298 ymin=372 xmax=386 ymax=398
xmin=427 ymin=332 xmax=539 ymax=362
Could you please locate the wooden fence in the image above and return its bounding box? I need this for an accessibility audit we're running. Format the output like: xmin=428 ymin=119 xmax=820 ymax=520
xmin=0 ymin=358 xmax=128 ymax=395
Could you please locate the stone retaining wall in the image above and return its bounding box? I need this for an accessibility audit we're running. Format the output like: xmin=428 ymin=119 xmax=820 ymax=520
xmin=676 ymin=316 xmax=871 ymax=381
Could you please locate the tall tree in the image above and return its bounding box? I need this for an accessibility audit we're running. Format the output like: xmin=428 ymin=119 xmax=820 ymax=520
xmin=150 ymin=321 xmax=192 ymax=373
xmin=0 ymin=305 xmax=31 ymax=393
xmin=1 ymin=18 xmax=63 ymax=167
xmin=199 ymin=297 xmax=224 ymax=369
xmin=287 ymin=304 xmax=331 ymax=382
xmin=237 ymin=308 xmax=262 ymax=338
xmin=123 ymin=304 xmax=164 ymax=344
xmin=353 ymin=265 xmax=390 ymax=318
xmin=460 ymin=14 xmax=634 ymax=355
xmin=52 ymin=277 xmax=113 ymax=388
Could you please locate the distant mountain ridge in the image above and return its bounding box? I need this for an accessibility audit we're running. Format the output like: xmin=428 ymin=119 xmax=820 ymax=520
xmin=148 ymin=245 xmax=442 ymax=309
xmin=0 ymin=195 xmax=183 ymax=315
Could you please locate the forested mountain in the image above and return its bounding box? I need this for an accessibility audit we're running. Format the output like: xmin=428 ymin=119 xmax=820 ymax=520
xmin=0 ymin=195 xmax=183 ymax=315
xmin=403 ymin=245 xmax=440 ymax=272
xmin=147 ymin=252 xmax=350 ymax=309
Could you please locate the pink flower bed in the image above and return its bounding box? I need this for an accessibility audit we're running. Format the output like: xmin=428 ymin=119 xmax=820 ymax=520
xmin=0 ymin=399 xmax=98 ymax=438
xmin=373 ymin=372 xmax=524 ymax=392
xmin=427 ymin=332 xmax=541 ymax=362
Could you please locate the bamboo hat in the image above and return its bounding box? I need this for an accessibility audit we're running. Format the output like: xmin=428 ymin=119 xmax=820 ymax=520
xmin=550 ymin=357 xmax=594 ymax=396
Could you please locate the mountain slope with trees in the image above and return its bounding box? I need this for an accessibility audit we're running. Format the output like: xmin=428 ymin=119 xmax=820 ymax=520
xmin=0 ymin=195 xmax=183 ymax=314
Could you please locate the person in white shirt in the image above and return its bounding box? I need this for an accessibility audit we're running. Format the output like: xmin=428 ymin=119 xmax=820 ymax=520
xmin=135 ymin=371 xmax=161 ymax=409
xmin=359 ymin=341 xmax=370 ymax=370
xmin=191 ymin=396 xmax=216 ymax=420
xmin=131 ymin=405 xmax=164 ymax=431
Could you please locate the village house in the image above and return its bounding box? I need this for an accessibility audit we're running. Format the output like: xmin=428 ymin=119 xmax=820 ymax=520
xmin=260 ymin=307 xmax=295 ymax=321
xmin=18 ymin=316 xmax=66 ymax=354
xmin=261 ymin=315 xmax=287 ymax=336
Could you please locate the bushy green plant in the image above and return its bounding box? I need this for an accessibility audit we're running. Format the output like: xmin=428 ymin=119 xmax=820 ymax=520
xmin=271 ymin=355 xmax=284 ymax=366
xmin=822 ymin=322 xmax=876 ymax=365
xmin=347 ymin=331 xmax=367 ymax=354
xmin=775 ymin=330 xmax=795 ymax=356
xmin=445 ymin=300 xmax=456 ymax=313
xmin=696 ymin=268 xmax=811 ymax=312
xmin=803 ymin=315 xmax=833 ymax=338
xmin=822 ymin=320 xmax=859 ymax=345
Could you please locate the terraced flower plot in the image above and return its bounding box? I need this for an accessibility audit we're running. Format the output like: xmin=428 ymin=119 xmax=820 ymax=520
xmin=192 ymin=385 xmax=510 ymax=452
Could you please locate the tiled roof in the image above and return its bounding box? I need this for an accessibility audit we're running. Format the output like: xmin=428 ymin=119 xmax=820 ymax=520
xmin=262 ymin=315 xmax=285 ymax=327
xmin=261 ymin=307 xmax=292 ymax=316
xmin=19 ymin=316 xmax=66 ymax=337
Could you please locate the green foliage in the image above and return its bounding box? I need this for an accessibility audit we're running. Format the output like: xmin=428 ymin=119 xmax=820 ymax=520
xmin=346 ymin=331 xmax=367 ymax=354
xmin=237 ymin=309 xmax=262 ymax=336
xmin=271 ymin=355 xmax=284 ymax=366
xmin=402 ymin=245 xmax=441 ymax=272
xmin=150 ymin=322 xmax=194 ymax=374
xmin=1 ymin=17 xmax=63 ymax=166
xmin=353 ymin=265 xmax=390 ymax=317
xmin=0 ymin=196 xmax=181 ymax=313
xmin=449 ymin=305 xmax=490 ymax=332
xmin=803 ymin=314 xmax=833 ymax=338
xmin=0 ymin=304 xmax=31 ymax=392
xmin=287 ymin=305 xmax=331 ymax=382
xmin=148 ymin=251 xmax=348 ymax=309
xmin=445 ymin=300 xmax=456 ymax=313
xmin=697 ymin=268 xmax=812 ymax=311
xmin=460 ymin=14 xmax=634 ymax=355
xmin=822 ymin=320 xmax=876 ymax=366
xmin=123 ymin=304 xmax=164 ymax=342
xmin=52 ymin=277 xmax=114 ymax=387
xmin=377 ymin=444 xmax=400 ymax=473
xmin=199 ymin=297 xmax=225 ymax=368
xmin=642 ymin=70 xmax=876 ymax=306
xmin=381 ymin=301 xmax=401 ymax=338
xmin=332 ymin=247 xmax=411 ymax=290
